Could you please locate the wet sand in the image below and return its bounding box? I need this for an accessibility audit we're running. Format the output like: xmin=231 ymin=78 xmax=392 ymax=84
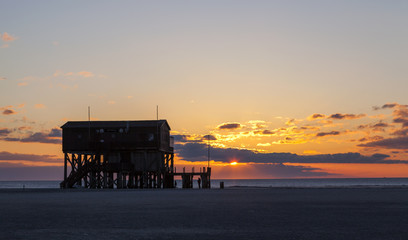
xmin=1 ymin=187 xmax=408 ymax=240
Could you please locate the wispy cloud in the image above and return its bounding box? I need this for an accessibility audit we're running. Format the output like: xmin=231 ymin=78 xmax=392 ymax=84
xmin=53 ymin=70 xmax=95 ymax=78
xmin=358 ymin=136 xmax=408 ymax=150
xmin=248 ymin=120 xmax=267 ymax=129
xmin=77 ymin=71 xmax=94 ymax=78
xmin=358 ymin=121 xmax=390 ymax=132
xmin=202 ymin=134 xmax=217 ymax=141
xmin=1 ymin=105 xmax=17 ymax=115
xmin=0 ymin=151 xmax=60 ymax=163
xmin=217 ymin=122 xmax=242 ymax=130
xmin=0 ymin=166 xmax=64 ymax=180
xmin=0 ymin=128 xmax=11 ymax=136
xmin=328 ymin=113 xmax=366 ymax=120
xmin=357 ymin=135 xmax=384 ymax=143
xmin=13 ymin=70 xmax=102 ymax=90
xmin=308 ymin=113 xmax=326 ymax=120
xmin=2 ymin=109 xmax=16 ymax=115
xmin=1 ymin=128 xmax=62 ymax=144
xmin=176 ymin=142 xmax=407 ymax=164
xmin=308 ymin=113 xmax=365 ymax=121
xmin=359 ymin=103 xmax=408 ymax=149
xmin=253 ymin=130 xmax=275 ymax=135
xmin=0 ymin=32 xmax=18 ymax=48
xmin=372 ymin=103 xmax=403 ymax=110
xmin=315 ymin=131 xmax=341 ymax=137
xmin=1 ymin=32 xmax=17 ymax=42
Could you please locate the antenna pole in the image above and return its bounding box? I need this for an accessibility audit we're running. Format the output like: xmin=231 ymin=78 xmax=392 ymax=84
xmin=207 ymin=134 xmax=210 ymax=168
xmin=156 ymin=105 xmax=158 ymax=120
xmin=88 ymin=106 xmax=91 ymax=145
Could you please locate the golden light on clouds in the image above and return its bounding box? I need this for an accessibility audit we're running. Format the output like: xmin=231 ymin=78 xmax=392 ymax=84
xmin=257 ymin=143 xmax=271 ymax=147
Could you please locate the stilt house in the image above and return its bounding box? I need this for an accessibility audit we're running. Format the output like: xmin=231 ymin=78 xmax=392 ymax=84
xmin=60 ymin=120 xmax=175 ymax=189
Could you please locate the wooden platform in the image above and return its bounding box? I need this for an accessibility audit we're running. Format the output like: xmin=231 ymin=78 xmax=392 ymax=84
xmin=173 ymin=167 xmax=211 ymax=189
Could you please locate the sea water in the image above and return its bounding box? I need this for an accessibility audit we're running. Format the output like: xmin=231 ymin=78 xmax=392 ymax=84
xmin=0 ymin=181 xmax=61 ymax=189
xmin=210 ymin=178 xmax=408 ymax=188
xmin=1 ymin=178 xmax=408 ymax=189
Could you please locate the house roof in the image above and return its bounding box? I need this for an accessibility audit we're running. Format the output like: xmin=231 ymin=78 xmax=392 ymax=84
xmin=61 ymin=120 xmax=170 ymax=130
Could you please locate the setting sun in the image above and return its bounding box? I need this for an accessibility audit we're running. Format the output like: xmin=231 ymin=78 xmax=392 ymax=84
xmin=230 ymin=162 xmax=238 ymax=166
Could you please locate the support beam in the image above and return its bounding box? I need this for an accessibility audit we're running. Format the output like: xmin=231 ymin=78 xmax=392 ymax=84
xmin=61 ymin=149 xmax=185 ymax=190
xmin=63 ymin=153 xmax=68 ymax=188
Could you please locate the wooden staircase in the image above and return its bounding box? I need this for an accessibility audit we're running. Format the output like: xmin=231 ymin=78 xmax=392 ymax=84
xmin=60 ymin=163 xmax=92 ymax=188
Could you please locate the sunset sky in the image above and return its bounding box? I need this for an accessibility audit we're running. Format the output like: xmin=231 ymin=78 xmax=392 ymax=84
xmin=1 ymin=1 xmax=408 ymax=180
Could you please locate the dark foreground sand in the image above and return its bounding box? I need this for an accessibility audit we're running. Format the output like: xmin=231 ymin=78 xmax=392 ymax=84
xmin=1 ymin=188 xmax=408 ymax=240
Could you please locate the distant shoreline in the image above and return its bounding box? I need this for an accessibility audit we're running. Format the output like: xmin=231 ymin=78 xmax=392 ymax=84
xmin=1 ymin=185 xmax=408 ymax=193
xmin=2 ymin=178 xmax=408 ymax=189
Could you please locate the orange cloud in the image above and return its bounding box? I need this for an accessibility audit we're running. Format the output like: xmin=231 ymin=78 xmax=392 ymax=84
xmin=0 ymin=32 xmax=18 ymax=48
xmin=78 ymin=71 xmax=94 ymax=78
xmin=54 ymin=70 xmax=95 ymax=78
xmin=1 ymin=32 xmax=17 ymax=42
xmin=1 ymin=105 xmax=17 ymax=115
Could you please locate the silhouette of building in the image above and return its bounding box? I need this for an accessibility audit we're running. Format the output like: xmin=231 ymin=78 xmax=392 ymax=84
xmin=60 ymin=120 xmax=211 ymax=189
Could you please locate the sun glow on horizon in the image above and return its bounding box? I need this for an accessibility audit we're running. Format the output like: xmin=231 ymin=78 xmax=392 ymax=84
xmin=230 ymin=161 xmax=238 ymax=166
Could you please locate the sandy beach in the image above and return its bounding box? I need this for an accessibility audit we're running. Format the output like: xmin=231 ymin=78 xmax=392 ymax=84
xmin=1 ymin=188 xmax=408 ymax=240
